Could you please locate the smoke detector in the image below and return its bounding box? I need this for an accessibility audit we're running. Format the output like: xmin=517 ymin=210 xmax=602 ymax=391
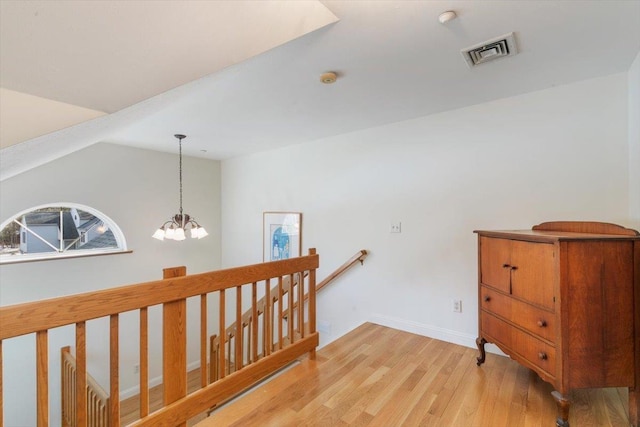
xmin=438 ymin=11 xmax=457 ymax=24
xmin=461 ymin=32 xmax=518 ymax=68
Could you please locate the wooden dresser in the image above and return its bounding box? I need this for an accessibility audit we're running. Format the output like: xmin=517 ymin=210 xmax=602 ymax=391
xmin=475 ymin=221 xmax=639 ymax=427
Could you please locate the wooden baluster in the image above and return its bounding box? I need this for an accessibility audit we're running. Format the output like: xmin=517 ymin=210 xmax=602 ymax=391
xmin=139 ymin=307 xmax=149 ymax=417
xmin=109 ymin=314 xmax=119 ymax=425
xmin=252 ymin=282 xmax=258 ymax=363
xmin=162 ymin=267 xmax=187 ymax=427
xmin=278 ymin=277 xmax=284 ymax=350
xmin=264 ymin=279 xmax=272 ymax=357
xmin=60 ymin=346 xmax=76 ymax=425
xmin=227 ymin=335 xmax=232 ymax=374
xmin=288 ymin=274 xmax=294 ymax=344
xmin=76 ymin=322 xmax=87 ymax=427
xmin=308 ymin=248 xmax=317 ymax=360
xmin=235 ymin=287 xmax=243 ymax=370
xmin=200 ymin=294 xmax=207 ymax=388
xmin=219 ymin=290 xmax=226 ymax=379
xmin=209 ymin=336 xmax=218 ymax=383
xmin=248 ymin=320 xmax=252 ymax=364
xmin=36 ymin=330 xmax=48 ymax=427
xmin=60 ymin=347 xmax=67 ymax=427
xmin=297 ymin=272 xmax=304 ymax=338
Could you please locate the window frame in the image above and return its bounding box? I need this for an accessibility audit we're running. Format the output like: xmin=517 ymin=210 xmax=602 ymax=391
xmin=0 ymin=203 xmax=131 ymax=265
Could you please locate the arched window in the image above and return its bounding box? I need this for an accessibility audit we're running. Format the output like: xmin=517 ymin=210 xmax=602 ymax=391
xmin=0 ymin=203 xmax=129 ymax=264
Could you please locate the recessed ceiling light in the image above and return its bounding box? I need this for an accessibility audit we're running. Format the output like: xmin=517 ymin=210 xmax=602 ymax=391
xmin=438 ymin=11 xmax=457 ymax=24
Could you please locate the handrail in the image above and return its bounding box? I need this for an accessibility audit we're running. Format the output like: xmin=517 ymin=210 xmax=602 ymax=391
xmin=283 ymin=249 xmax=368 ymax=319
xmin=317 ymin=249 xmax=368 ymax=291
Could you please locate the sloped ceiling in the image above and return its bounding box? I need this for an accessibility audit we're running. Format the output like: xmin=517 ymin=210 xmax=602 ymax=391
xmin=1 ymin=1 xmax=639 ymax=181
xmin=0 ymin=0 xmax=338 ymax=113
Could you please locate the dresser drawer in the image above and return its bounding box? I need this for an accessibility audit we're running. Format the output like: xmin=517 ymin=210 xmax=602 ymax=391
xmin=481 ymin=312 xmax=556 ymax=377
xmin=480 ymin=286 xmax=555 ymax=343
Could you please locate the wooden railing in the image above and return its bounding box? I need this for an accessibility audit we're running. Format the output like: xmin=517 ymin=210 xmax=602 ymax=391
xmin=0 ymin=249 xmax=319 ymax=427
xmin=208 ymin=275 xmax=299 ymax=384
xmin=61 ymin=346 xmax=110 ymax=427
xmin=317 ymin=249 xmax=367 ymax=292
xmin=208 ymin=249 xmax=368 ymax=387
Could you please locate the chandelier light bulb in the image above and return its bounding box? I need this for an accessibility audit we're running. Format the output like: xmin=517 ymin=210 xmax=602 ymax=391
xmin=174 ymin=228 xmax=186 ymax=241
xmin=164 ymin=227 xmax=176 ymax=239
xmin=152 ymin=228 xmax=165 ymax=240
xmin=197 ymin=227 xmax=209 ymax=239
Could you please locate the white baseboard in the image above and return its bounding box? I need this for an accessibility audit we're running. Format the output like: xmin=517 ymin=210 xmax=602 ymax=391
xmin=119 ymin=360 xmax=201 ymax=400
xmin=369 ymin=313 xmax=505 ymax=357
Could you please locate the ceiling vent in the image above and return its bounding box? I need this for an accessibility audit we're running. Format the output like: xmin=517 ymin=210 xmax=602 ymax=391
xmin=461 ymin=32 xmax=518 ymax=68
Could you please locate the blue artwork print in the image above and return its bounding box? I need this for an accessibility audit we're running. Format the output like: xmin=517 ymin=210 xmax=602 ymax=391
xmin=270 ymin=226 xmax=290 ymax=261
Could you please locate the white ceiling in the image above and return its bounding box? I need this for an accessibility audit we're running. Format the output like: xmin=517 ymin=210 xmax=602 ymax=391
xmin=0 ymin=0 xmax=337 ymax=113
xmin=1 ymin=1 xmax=639 ymax=180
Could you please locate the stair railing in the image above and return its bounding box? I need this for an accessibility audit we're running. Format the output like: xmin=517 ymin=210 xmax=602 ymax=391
xmin=61 ymin=346 xmax=110 ymax=427
xmin=209 ymin=249 xmax=368 ymax=386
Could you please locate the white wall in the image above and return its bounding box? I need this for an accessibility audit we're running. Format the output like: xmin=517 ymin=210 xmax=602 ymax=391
xmin=0 ymin=142 xmax=221 ymax=426
xmin=629 ymin=51 xmax=640 ymax=228
xmin=221 ymin=72 xmax=630 ymax=350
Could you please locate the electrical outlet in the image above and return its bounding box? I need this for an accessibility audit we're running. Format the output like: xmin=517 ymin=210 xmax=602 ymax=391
xmin=390 ymin=222 xmax=402 ymax=233
xmin=318 ymin=320 xmax=332 ymax=334
xmin=452 ymin=299 xmax=462 ymax=313
xmin=134 ymin=364 xmax=140 ymax=374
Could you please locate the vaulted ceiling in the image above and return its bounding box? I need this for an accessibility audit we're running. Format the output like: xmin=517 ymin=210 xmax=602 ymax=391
xmin=1 ymin=1 xmax=639 ymax=180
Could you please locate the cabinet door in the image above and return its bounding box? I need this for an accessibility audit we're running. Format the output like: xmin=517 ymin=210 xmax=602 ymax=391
xmin=510 ymin=240 xmax=555 ymax=310
xmin=479 ymin=236 xmax=511 ymax=294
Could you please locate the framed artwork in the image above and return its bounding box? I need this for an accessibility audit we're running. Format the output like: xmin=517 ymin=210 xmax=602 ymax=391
xmin=263 ymin=212 xmax=301 ymax=262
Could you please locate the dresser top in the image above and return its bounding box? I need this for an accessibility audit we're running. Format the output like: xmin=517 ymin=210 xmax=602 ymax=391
xmin=475 ymin=221 xmax=639 ymax=243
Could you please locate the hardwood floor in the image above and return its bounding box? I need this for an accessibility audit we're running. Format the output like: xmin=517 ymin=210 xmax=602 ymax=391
xmin=123 ymin=322 xmax=631 ymax=426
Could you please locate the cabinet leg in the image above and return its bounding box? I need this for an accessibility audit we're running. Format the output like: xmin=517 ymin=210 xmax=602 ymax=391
xmin=551 ymin=390 xmax=570 ymax=427
xmin=630 ymin=387 xmax=639 ymax=427
xmin=476 ymin=337 xmax=487 ymax=366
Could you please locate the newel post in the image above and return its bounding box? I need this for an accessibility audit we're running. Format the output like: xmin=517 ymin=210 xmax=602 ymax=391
xmin=162 ymin=266 xmax=187 ymax=427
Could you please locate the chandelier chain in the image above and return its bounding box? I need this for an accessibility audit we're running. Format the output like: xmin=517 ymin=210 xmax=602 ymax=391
xmin=179 ymin=135 xmax=183 ymax=216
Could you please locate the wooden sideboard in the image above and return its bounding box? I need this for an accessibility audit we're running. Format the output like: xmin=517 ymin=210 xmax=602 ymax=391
xmin=475 ymin=221 xmax=639 ymax=427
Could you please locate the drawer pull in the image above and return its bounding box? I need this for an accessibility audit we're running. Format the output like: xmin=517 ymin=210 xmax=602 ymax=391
xmin=510 ymin=266 xmax=518 ymax=271
xmin=537 ymin=320 xmax=547 ymax=327
xmin=483 ymin=296 xmax=491 ymax=302
xmin=538 ymin=352 xmax=548 ymax=360
xmin=502 ymin=264 xmax=511 ymax=269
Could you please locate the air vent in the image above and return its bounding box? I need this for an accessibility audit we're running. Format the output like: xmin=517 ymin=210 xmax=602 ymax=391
xmin=461 ymin=32 xmax=518 ymax=68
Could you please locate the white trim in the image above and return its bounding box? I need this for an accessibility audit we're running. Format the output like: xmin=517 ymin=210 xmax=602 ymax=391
xmin=369 ymin=313 xmax=506 ymax=356
xmin=0 ymin=248 xmax=131 ymax=264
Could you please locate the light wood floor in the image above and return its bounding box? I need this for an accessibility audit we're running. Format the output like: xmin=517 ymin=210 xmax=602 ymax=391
xmin=123 ymin=322 xmax=631 ymax=426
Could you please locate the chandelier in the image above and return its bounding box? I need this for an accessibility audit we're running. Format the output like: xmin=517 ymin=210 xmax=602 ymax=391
xmin=152 ymin=134 xmax=208 ymax=241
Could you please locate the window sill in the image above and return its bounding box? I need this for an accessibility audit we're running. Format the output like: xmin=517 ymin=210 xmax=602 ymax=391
xmin=0 ymin=249 xmax=133 ymax=265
